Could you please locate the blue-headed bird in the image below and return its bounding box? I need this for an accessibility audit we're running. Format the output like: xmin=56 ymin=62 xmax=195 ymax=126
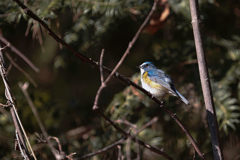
xmin=137 ymin=62 xmax=189 ymax=105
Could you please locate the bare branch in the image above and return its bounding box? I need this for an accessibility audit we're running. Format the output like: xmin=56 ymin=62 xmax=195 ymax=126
xmin=74 ymin=138 xmax=126 ymax=160
xmin=115 ymin=119 xmax=137 ymax=129
xmin=6 ymin=52 xmax=37 ymax=87
xmin=75 ymin=117 xmax=159 ymax=160
xmin=65 ymin=126 xmax=92 ymax=139
xmin=134 ymin=117 xmax=158 ymax=136
xmin=6 ymin=63 xmax=12 ymax=75
xmin=100 ymin=49 xmax=105 ymax=84
xmin=95 ymin=109 xmax=173 ymax=160
xmin=19 ymin=82 xmax=64 ymax=160
xmin=0 ymin=44 xmax=36 ymax=159
xmin=117 ymin=145 xmax=122 ymax=160
xmin=189 ymin=0 xmax=222 ymax=159
xmin=0 ymin=43 xmax=9 ymax=50
xmin=93 ymin=0 xmax=158 ymax=110
xmin=0 ymin=104 xmax=10 ymax=118
xmin=0 ymin=35 xmax=39 ymax=72
xmin=126 ymin=137 xmax=131 ymax=160
xmin=103 ymin=0 xmax=158 ymax=85
xmin=93 ymin=49 xmax=106 ymax=110
xmin=66 ymin=153 xmax=76 ymax=160
xmin=135 ymin=141 xmax=140 ymax=160
xmin=15 ymin=131 xmax=28 ymax=159
xmin=49 ymin=136 xmax=64 ymax=155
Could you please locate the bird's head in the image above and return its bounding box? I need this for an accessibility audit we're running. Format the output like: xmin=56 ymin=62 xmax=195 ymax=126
xmin=137 ymin=62 xmax=156 ymax=74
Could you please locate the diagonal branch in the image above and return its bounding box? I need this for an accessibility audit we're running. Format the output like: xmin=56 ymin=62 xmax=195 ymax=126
xmin=95 ymin=109 xmax=173 ymax=160
xmin=13 ymin=0 xmax=204 ymax=159
xmin=93 ymin=1 xmax=158 ymax=110
xmin=0 ymin=35 xmax=39 ymax=73
xmin=5 ymin=52 xmax=37 ymax=87
xmin=0 ymin=45 xmax=36 ymax=160
xmin=19 ymin=82 xmax=65 ymax=160
xmin=74 ymin=137 xmax=126 ymax=160
xmin=13 ymin=0 xmax=91 ymax=63
xmin=102 ymin=0 xmax=158 ymax=85
xmin=133 ymin=117 xmax=158 ymax=136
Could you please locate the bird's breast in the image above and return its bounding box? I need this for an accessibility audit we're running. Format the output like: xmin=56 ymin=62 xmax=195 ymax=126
xmin=141 ymin=72 xmax=167 ymax=97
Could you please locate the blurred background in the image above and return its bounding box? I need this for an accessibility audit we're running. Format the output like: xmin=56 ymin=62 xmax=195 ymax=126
xmin=0 ymin=0 xmax=240 ymax=159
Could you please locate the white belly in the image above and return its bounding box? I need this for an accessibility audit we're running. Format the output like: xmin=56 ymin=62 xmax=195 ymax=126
xmin=141 ymin=79 xmax=166 ymax=98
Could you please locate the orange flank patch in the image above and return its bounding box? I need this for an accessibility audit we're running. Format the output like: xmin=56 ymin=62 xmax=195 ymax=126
xmin=142 ymin=72 xmax=161 ymax=88
xmin=142 ymin=71 xmax=169 ymax=98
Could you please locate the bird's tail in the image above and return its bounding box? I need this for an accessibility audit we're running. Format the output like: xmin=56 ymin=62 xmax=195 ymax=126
xmin=176 ymin=91 xmax=189 ymax=105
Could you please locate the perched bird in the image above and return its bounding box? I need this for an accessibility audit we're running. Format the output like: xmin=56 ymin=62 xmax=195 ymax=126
xmin=137 ymin=62 xmax=189 ymax=105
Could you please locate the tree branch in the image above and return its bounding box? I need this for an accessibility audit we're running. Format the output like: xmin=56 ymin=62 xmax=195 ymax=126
xmin=95 ymin=109 xmax=174 ymax=160
xmin=93 ymin=0 xmax=158 ymax=110
xmin=74 ymin=137 xmax=126 ymax=160
xmin=5 ymin=53 xmax=37 ymax=87
xmin=19 ymin=82 xmax=65 ymax=160
xmin=189 ymin=0 xmax=223 ymax=159
xmin=0 ymin=44 xmax=36 ymax=160
xmin=0 ymin=35 xmax=39 ymax=73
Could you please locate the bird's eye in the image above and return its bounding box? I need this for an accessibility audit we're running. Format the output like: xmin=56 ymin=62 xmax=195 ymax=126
xmin=145 ymin=64 xmax=148 ymax=67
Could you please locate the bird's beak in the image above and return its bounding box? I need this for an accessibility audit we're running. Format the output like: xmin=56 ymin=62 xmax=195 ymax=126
xmin=136 ymin=65 xmax=141 ymax=69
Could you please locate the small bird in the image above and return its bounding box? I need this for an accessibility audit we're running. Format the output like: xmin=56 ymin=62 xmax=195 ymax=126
xmin=137 ymin=62 xmax=189 ymax=105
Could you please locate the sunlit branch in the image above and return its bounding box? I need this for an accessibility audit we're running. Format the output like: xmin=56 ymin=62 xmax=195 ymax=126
xmin=189 ymin=0 xmax=222 ymax=159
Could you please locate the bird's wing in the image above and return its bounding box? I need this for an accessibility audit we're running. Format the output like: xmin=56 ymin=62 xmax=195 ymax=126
xmin=147 ymin=69 xmax=189 ymax=105
xmin=147 ymin=69 xmax=177 ymax=95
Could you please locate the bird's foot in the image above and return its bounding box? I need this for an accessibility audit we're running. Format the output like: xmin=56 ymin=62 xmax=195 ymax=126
xmin=148 ymin=91 xmax=154 ymax=98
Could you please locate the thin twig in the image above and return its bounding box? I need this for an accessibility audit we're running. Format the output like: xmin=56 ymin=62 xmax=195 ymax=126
xmin=0 ymin=43 xmax=9 ymax=50
xmin=0 ymin=45 xmax=36 ymax=159
xmin=19 ymin=82 xmax=64 ymax=160
xmin=131 ymin=117 xmax=158 ymax=160
xmin=6 ymin=53 xmax=37 ymax=87
xmin=0 ymin=35 xmax=39 ymax=72
xmin=93 ymin=0 xmax=158 ymax=110
xmin=189 ymin=0 xmax=222 ymax=159
xmin=0 ymin=105 xmax=10 ymax=118
xmin=136 ymin=142 xmax=140 ymax=160
xmin=92 ymin=49 xmax=106 ymax=110
xmin=12 ymin=0 xmax=205 ymax=158
xmin=74 ymin=138 xmax=126 ymax=160
xmin=15 ymin=130 xmax=27 ymax=159
xmin=75 ymin=116 xmax=162 ymax=160
xmin=91 ymin=1 xmax=173 ymax=159
xmin=95 ymin=109 xmax=174 ymax=160
xmin=126 ymin=137 xmax=131 ymax=160
xmin=100 ymin=49 xmax=105 ymax=84
xmin=104 ymin=0 xmax=157 ymax=85
xmin=49 ymin=136 xmax=63 ymax=155
xmin=193 ymin=146 xmax=196 ymax=160
xmin=133 ymin=117 xmax=158 ymax=136
xmin=115 ymin=119 xmax=137 ymax=129
xmin=66 ymin=153 xmax=76 ymax=160
xmin=6 ymin=63 xmax=12 ymax=75
xmin=117 ymin=145 xmax=122 ymax=160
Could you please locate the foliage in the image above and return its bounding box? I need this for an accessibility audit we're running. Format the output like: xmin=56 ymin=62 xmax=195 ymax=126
xmin=213 ymin=82 xmax=240 ymax=134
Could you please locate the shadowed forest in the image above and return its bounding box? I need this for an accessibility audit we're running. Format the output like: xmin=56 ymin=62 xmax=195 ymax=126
xmin=0 ymin=0 xmax=240 ymax=159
